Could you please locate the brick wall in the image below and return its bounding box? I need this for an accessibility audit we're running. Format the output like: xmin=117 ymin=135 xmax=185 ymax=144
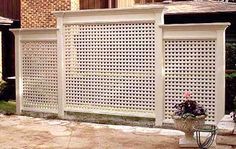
xmin=21 ymin=0 xmax=71 ymax=28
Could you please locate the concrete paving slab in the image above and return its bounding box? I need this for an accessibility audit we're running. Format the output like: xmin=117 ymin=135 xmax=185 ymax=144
xmin=0 ymin=114 xmax=214 ymax=149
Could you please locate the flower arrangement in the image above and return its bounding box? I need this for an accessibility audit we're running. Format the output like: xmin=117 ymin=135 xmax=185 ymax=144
xmin=173 ymin=91 xmax=207 ymax=119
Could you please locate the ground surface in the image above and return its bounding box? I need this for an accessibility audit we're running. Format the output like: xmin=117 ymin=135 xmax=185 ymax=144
xmin=0 ymin=101 xmax=15 ymax=114
xmin=0 ymin=114 xmax=185 ymax=149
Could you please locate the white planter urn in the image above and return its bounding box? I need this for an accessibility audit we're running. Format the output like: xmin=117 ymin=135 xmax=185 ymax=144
xmin=172 ymin=115 xmax=206 ymax=147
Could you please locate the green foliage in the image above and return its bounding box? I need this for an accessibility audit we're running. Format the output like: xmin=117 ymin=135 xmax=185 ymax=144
xmin=173 ymin=99 xmax=207 ymax=118
xmin=226 ymin=43 xmax=236 ymax=70
xmin=0 ymin=80 xmax=7 ymax=94
xmin=0 ymin=80 xmax=15 ymax=101
xmin=0 ymin=101 xmax=16 ymax=115
xmin=225 ymin=43 xmax=236 ymax=113
xmin=234 ymin=96 xmax=236 ymax=110
xmin=226 ymin=73 xmax=236 ymax=113
xmin=226 ymin=73 xmax=236 ymax=78
xmin=0 ymin=80 xmax=8 ymax=101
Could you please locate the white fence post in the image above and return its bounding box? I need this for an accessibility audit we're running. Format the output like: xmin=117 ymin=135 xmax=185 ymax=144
xmin=56 ymin=13 xmax=65 ymax=119
xmin=155 ymin=12 xmax=164 ymax=126
xmin=12 ymin=30 xmax=22 ymax=115
xmin=215 ymin=28 xmax=228 ymax=123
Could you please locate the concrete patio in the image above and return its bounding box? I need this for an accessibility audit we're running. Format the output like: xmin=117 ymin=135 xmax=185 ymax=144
xmin=0 ymin=114 xmax=186 ymax=149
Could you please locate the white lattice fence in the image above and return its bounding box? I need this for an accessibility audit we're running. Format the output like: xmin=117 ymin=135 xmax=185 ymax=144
xmin=64 ymin=22 xmax=156 ymax=117
xmin=11 ymin=29 xmax=59 ymax=114
xmin=21 ymin=41 xmax=58 ymax=113
xmin=164 ymin=39 xmax=217 ymax=122
xmin=12 ymin=7 xmax=229 ymax=125
xmin=161 ymin=24 xmax=229 ymax=123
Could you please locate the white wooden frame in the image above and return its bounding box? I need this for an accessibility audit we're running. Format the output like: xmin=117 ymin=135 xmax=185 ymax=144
xmin=160 ymin=23 xmax=230 ymax=123
xmin=11 ymin=29 xmax=58 ymax=114
xmin=53 ymin=6 xmax=165 ymax=121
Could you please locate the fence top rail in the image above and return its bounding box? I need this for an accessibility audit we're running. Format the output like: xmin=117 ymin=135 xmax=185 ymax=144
xmin=10 ymin=28 xmax=59 ymax=33
xmin=52 ymin=5 xmax=165 ymax=17
xmin=160 ymin=23 xmax=230 ymax=30
xmin=10 ymin=28 xmax=58 ymax=41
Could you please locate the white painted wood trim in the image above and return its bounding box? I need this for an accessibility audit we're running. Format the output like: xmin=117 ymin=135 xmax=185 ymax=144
xmin=12 ymin=30 xmax=22 ymax=115
xmin=53 ymin=6 xmax=165 ymax=17
xmin=53 ymin=6 xmax=164 ymax=25
xmin=215 ymin=29 xmax=227 ymax=123
xmin=64 ymin=108 xmax=155 ymax=118
xmin=22 ymin=108 xmax=58 ymax=114
xmin=63 ymin=20 xmax=155 ymax=25
xmin=57 ymin=15 xmax=65 ymax=119
xmin=155 ymin=12 xmax=164 ymax=126
xmin=159 ymin=23 xmax=231 ymax=29
xmin=161 ymin=23 xmax=230 ymax=40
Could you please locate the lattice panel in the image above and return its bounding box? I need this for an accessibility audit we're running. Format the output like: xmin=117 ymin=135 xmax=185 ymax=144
xmin=21 ymin=41 xmax=58 ymax=112
xmin=64 ymin=22 xmax=156 ymax=117
xmin=164 ymin=40 xmax=216 ymax=122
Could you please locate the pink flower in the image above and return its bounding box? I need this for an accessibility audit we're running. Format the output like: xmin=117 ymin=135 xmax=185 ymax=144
xmin=183 ymin=91 xmax=191 ymax=100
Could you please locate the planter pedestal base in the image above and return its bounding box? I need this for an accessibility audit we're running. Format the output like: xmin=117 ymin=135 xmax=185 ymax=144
xmin=172 ymin=115 xmax=206 ymax=148
xmin=179 ymin=137 xmax=198 ymax=148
